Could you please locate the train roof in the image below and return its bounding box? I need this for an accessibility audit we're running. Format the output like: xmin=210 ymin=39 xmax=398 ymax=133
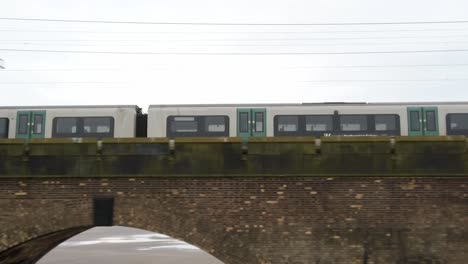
xmin=0 ymin=105 xmax=141 ymax=111
xmin=149 ymin=102 xmax=468 ymax=108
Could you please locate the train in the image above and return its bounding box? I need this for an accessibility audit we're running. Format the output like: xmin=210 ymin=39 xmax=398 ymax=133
xmin=1 ymin=102 xmax=468 ymax=140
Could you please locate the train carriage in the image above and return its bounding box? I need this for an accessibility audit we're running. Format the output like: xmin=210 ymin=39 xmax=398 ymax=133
xmin=0 ymin=105 xmax=141 ymax=139
xmin=148 ymin=102 xmax=468 ymax=138
xmin=1 ymin=102 xmax=468 ymax=140
xmin=148 ymin=104 xmax=262 ymax=138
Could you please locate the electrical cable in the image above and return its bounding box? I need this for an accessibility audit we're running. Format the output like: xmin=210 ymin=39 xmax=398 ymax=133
xmin=2 ymin=17 xmax=468 ymax=26
xmin=1 ymin=48 xmax=468 ymax=55
xmin=2 ymin=28 xmax=468 ymax=34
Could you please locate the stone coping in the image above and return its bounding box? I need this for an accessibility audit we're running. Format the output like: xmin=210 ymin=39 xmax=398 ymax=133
xmin=0 ymin=136 xmax=466 ymax=145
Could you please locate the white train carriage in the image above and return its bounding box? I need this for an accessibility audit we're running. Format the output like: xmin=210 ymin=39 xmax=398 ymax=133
xmin=0 ymin=105 xmax=140 ymax=139
xmin=148 ymin=102 xmax=468 ymax=138
xmin=148 ymin=104 xmax=248 ymax=138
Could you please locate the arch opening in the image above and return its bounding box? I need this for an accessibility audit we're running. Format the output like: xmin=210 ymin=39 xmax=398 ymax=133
xmin=37 ymin=226 xmax=224 ymax=264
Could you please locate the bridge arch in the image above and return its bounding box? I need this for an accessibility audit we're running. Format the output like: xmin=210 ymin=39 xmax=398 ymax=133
xmin=0 ymin=195 xmax=249 ymax=264
xmin=37 ymin=226 xmax=225 ymax=264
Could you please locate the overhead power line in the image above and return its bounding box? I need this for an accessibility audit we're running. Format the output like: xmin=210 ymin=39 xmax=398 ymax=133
xmin=2 ymin=35 xmax=468 ymax=42
xmin=0 ymin=68 xmax=122 ymax=72
xmin=300 ymin=79 xmax=468 ymax=82
xmin=0 ymin=68 xmax=161 ymax=72
xmin=1 ymin=48 xmax=468 ymax=55
xmin=2 ymin=17 xmax=468 ymax=26
xmin=3 ymin=40 xmax=468 ymax=47
xmin=1 ymin=64 xmax=468 ymax=72
xmin=0 ymin=81 xmax=122 ymax=84
xmin=1 ymin=80 xmax=467 ymax=85
xmin=291 ymin=63 xmax=468 ymax=69
xmin=2 ymin=28 xmax=468 ymax=34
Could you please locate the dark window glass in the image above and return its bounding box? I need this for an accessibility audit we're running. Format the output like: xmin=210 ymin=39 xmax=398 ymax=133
xmin=340 ymin=115 xmax=367 ymax=131
xmin=239 ymin=113 xmax=249 ymax=133
xmin=305 ymin=116 xmax=332 ymax=132
xmin=410 ymin=111 xmax=420 ymax=131
xmin=205 ymin=116 xmax=226 ymax=132
xmin=18 ymin=114 xmax=29 ymax=134
xmin=375 ymin=115 xmax=397 ymax=131
xmin=53 ymin=117 xmax=114 ymax=138
xmin=255 ymin=112 xmax=264 ymax=132
xmin=33 ymin=114 xmax=43 ymax=134
xmin=84 ymin=117 xmax=112 ymax=133
xmin=167 ymin=116 xmax=229 ymax=137
xmin=171 ymin=117 xmax=198 ymax=132
xmin=425 ymin=111 xmax=436 ymax=131
xmin=56 ymin=118 xmax=78 ymax=134
xmin=448 ymin=114 xmax=468 ymax=130
xmin=277 ymin=116 xmax=299 ymax=132
xmin=0 ymin=118 xmax=8 ymax=138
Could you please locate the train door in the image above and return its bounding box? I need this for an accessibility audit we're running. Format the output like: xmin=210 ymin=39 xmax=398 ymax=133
xmin=407 ymin=107 xmax=439 ymax=136
xmin=16 ymin=111 xmax=46 ymax=139
xmin=237 ymin=108 xmax=266 ymax=139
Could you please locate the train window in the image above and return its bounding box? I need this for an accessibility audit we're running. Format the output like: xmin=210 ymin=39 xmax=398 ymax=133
xmin=167 ymin=116 xmax=229 ymax=137
xmin=18 ymin=114 xmax=29 ymax=134
xmin=375 ymin=115 xmax=397 ymax=131
xmin=277 ymin=116 xmax=298 ymax=132
xmin=55 ymin=118 xmax=78 ymax=134
xmin=171 ymin=117 xmax=198 ymax=132
xmin=340 ymin=115 xmax=367 ymax=131
xmin=305 ymin=116 xmax=332 ymax=132
xmin=255 ymin=112 xmax=264 ymax=132
xmin=447 ymin=114 xmax=468 ymax=135
xmin=275 ymin=115 xmax=334 ymax=136
xmin=205 ymin=116 xmax=226 ymax=132
xmin=448 ymin=114 xmax=468 ymax=130
xmin=239 ymin=113 xmax=249 ymax=133
xmin=0 ymin=118 xmax=8 ymax=138
xmin=33 ymin=114 xmax=43 ymax=134
xmin=53 ymin=117 xmax=114 ymax=138
xmin=84 ymin=117 xmax=112 ymax=133
xmin=410 ymin=111 xmax=420 ymax=131
xmin=425 ymin=111 xmax=436 ymax=131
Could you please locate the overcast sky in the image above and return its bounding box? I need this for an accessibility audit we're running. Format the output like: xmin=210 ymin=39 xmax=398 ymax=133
xmin=1 ymin=0 xmax=468 ymax=111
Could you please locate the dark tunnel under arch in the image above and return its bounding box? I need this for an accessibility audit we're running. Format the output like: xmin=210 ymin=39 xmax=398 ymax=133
xmin=0 ymin=226 xmax=92 ymax=264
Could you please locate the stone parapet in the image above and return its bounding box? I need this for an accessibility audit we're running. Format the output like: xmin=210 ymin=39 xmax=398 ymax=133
xmin=0 ymin=136 xmax=467 ymax=177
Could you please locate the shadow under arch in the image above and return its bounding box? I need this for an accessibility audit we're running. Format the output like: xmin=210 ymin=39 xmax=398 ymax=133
xmin=0 ymin=226 xmax=92 ymax=264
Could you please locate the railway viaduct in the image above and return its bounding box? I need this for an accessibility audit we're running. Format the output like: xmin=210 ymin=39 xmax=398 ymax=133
xmin=0 ymin=137 xmax=467 ymax=264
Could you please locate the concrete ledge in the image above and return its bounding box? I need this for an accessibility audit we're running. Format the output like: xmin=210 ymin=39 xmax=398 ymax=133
xmin=0 ymin=136 xmax=466 ymax=144
xmin=0 ymin=136 xmax=467 ymax=177
xmin=321 ymin=136 xmax=393 ymax=142
xmin=395 ymin=136 xmax=466 ymax=142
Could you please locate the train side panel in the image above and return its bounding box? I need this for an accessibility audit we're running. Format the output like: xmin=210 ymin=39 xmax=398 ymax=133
xmin=148 ymin=106 xmax=237 ymax=137
xmin=43 ymin=107 xmax=137 ymax=138
xmin=0 ymin=106 xmax=138 ymax=139
xmin=437 ymin=104 xmax=468 ymax=136
xmin=268 ymin=105 xmax=408 ymax=136
xmin=0 ymin=109 xmax=18 ymax=139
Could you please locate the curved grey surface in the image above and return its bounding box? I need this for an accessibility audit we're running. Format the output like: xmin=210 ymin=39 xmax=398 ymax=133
xmin=38 ymin=226 xmax=223 ymax=264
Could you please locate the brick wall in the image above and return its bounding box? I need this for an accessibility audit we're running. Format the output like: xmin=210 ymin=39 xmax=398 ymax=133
xmin=0 ymin=176 xmax=466 ymax=264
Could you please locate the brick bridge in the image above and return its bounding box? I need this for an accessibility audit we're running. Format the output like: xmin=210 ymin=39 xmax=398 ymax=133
xmin=0 ymin=137 xmax=466 ymax=264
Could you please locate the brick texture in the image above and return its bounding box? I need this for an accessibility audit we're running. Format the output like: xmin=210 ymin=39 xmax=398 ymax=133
xmin=0 ymin=176 xmax=466 ymax=264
